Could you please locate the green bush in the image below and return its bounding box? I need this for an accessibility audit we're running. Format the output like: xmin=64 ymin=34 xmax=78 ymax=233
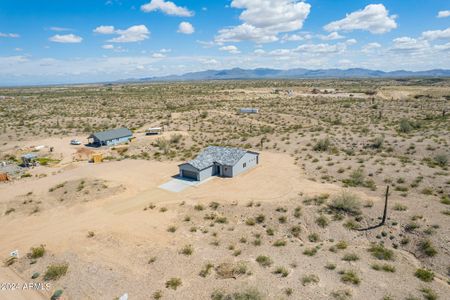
xmin=255 ymin=255 xmax=272 ymax=267
xmin=28 ymin=245 xmax=45 ymax=259
xmin=313 ymin=138 xmax=331 ymax=152
xmin=328 ymin=191 xmax=361 ymax=216
xmin=368 ymin=244 xmax=394 ymax=260
xmin=414 ymin=268 xmax=434 ymax=282
xmin=165 ymin=277 xmax=182 ymax=290
xmin=44 ymin=264 xmax=68 ymax=281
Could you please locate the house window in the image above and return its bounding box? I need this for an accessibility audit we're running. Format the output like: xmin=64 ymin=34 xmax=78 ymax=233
xmin=243 ymin=163 xmax=247 ymax=168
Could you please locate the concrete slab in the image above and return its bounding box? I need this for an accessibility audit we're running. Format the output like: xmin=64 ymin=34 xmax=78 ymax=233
xmin=158 ymin=177 xmax=213 ymax=192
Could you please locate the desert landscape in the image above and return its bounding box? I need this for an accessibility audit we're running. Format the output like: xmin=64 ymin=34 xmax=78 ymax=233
xmin=0 ymin=79 xmax=449 ymax=300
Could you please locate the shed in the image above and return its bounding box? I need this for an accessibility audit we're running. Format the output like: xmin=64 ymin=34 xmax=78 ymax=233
xmin=239 ymin=108 xmax=259 ymax=114
xmin=21 ymin=153 xmax=38 ymax=167
xmin=146 ymin=127 xmax=163 ymax=135
xmin=88 ymin=128 xmax=133 ymax=147
xmin=178 ymin=146 xmax=259 ymax=181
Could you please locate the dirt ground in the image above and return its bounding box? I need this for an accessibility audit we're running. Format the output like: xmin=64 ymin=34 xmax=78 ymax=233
xmin=0 ymin=152 xmax=447 ymax=300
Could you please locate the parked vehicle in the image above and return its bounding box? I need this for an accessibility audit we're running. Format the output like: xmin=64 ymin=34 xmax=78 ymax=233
xmin=70 ymin=139 xmax=81 ymax=145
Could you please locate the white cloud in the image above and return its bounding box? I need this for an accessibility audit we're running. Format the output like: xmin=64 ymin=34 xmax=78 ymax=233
xmin=219 ymin=45 xmax=241 ymax=54
xmin=141 ymin=0 xmax=194 ymax=17
xmin=159 ymin=48 xmax=171 ymax=53
xmin=49 ymin=34 xmax=83 ymax=43
xmin=295 ymin=43 xmax=346 ymax=54
xmin=0 ymin=32 xmax=20 ymax=38
xmin=152 ymin=53 xmax=166 ymax=58
xmin=49 ymin=27 xmax=72 ymax=32
xmin=345 ymin=39 xmax=357 ymax=45
xmin=94 ymin=25 xmax=116 ymax=34
xmin=215 ymin=0 xmax=311 ymax=43
xmin=422 ymin=27 xmax=450 ymax=40
xmin=391 ymin=37 xmax=429 ymax=52
xmin=254 ymin=49 xmax=266 ymax=55
xmin=362 ymin=42 xmax=382 ymax=53
xmin=94 ymin=25 xmax=150 ymax=43
xmin=434 ymin=43 xmax=450 ymax=51
xmin=178 ymin=22 xmax=195 ymax=34
xmin=324 ymin=4 xmax=397 ymax=34
xmin=320 ymin=32 xmax=345 ymax=40
xmin=102 ymin=44 xmax=114 ymax=49
xmin=437 ymin=10 xmax=450 ymax=18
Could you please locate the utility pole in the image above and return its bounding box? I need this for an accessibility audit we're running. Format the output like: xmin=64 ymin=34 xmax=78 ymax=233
xmin=381 ymin=185 xmax=390 ymax=226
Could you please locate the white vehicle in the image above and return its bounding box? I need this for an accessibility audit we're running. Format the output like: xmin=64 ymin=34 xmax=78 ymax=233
xmin=70 ymin=139 xmax=81 ymax=145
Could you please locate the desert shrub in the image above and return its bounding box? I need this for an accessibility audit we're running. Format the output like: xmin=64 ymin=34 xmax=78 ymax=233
xmin=328 ymin=191 xmax=361 ymax=216
xmin=290 ymin=226 xmax=301 ymax=237
xmin=371 ymin=136 xmax=384 ymax=149
xmin=331 ymin=289 xmax=352 ymax=300
xmin=418 ymin=239 xmax=437 ymax=257
xmin=313 ymin=138 xmax=331 ymax=152
xmin=199 ymin=263 xmax=214 ymax=277
xmin=273 ymin=240 xmax=286 ymax=247
xmin=371 ymin=263 xmax=395 ymax=272
xmin=368 ymin=244 xmax=394 ymax=260
xmin=152 ymin=290 xmax=162 ymax=299
xmin=211 ymin=288 xmax=262 ymax=300
xmin=28 ymin=245 xmax=45 ymax=259
xmin=316 ymin=214 xmax=329 ymax=228
xmin=215 ymin=262 xmax=248 ymax=279
xmin=414 ymin=268 xmax=434 ymax=282
xmin=167 ymin=226 xmax=177 ymax=233
xmin=308 ymin=233 xmax=320 ymax=242
xmin=399 ymin=118 xmax=421 ymax=133
xmin=209 ymin=202 xmax=220 ymax=210
xmin=339 ymin=270 xmax=360 ymax=285
xmin=393 ymin=203 xmax=407 ymax=211
xmin=434 ymin=153 xmax=448 ymax=167
xmin=44 ymin=263 xmax=68 ymax=281
xmin=301 ymin=274 xmax=319 ymax=285
xmin=325 ymin=262 xmax=336 ymax=270
xmin=165 ymin=278 xmax=182 ymax=290
xmin=245 ymin=218 xmax=256 ymax=226
xmin=255 ymin=255 xmax=272 ymax=267
xmin=303 ymin=247 xmax=318 ymax=256
xmin=255 ymin=214 xmax=265 ymax=223
xmin=336 ymin=241 xmax=348 ymax=250
xmin=342 ymin=253 xmax=359 ymax=262
xmin=273 ymin=266 xmax=289 ymax=277
xmin=179 ymin=244 xmax=193 ymax=256
xmin=420 ymin=287 xmax=437 ymax=300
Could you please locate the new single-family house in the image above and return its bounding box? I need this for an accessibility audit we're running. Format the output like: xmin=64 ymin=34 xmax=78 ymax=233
xmin=178 ymin=146 xmax=259 ymax=181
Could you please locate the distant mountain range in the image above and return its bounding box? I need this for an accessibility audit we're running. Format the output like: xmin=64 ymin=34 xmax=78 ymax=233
xmin=133 ymin=68 xmax=450 ymax=82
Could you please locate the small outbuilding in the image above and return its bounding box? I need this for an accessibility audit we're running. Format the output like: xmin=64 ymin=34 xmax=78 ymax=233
xmin=21 ymin=153 xmax=38 ymax=167
xmin=88 ymin=128 xmax=133 ymax=147
xmin=178 ymin=146 xmax=259 ymax=181
xmin=239 ymin=108 xmax=259 ymax=114
xmin=146 ymin=127 xmax=163 ymax=135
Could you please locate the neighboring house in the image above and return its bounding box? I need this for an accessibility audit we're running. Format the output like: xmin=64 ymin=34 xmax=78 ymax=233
xmin=239 ymin=108 xmax=259 ymax=114
xmin=178 ymin=146 xmax=259 ymax=181
xmin=88 ymin=128 xmax=133 ymax=147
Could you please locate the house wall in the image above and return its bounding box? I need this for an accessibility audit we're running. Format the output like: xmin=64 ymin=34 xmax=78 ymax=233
xmin=198 ymin=166 xmax=215 ymax=181
xmin=105 ymin=136 xmax=132 ymax=146
xmin=231 ymin=152 xmax=259 ymax=177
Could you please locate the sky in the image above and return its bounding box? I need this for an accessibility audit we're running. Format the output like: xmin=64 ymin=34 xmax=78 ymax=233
xmin=0 ymin=0 xmax=449 ymax=85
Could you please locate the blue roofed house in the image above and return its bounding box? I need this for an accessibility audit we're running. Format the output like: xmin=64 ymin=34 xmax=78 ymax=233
xmin=88 ymin=128 xmax=133 ymax=147
xmin=178 ymin=146 xmax=259 ymax=181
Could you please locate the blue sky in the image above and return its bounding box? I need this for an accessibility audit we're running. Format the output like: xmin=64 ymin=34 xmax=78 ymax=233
xmin=0 ymin=0 xmax=449 ymax=85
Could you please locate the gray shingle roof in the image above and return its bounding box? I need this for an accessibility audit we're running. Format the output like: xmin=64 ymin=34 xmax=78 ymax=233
xmin=186 ymin=146 xmax=252 ymax=170
xmin=89 ymin=128 xmax=132 ymax=142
